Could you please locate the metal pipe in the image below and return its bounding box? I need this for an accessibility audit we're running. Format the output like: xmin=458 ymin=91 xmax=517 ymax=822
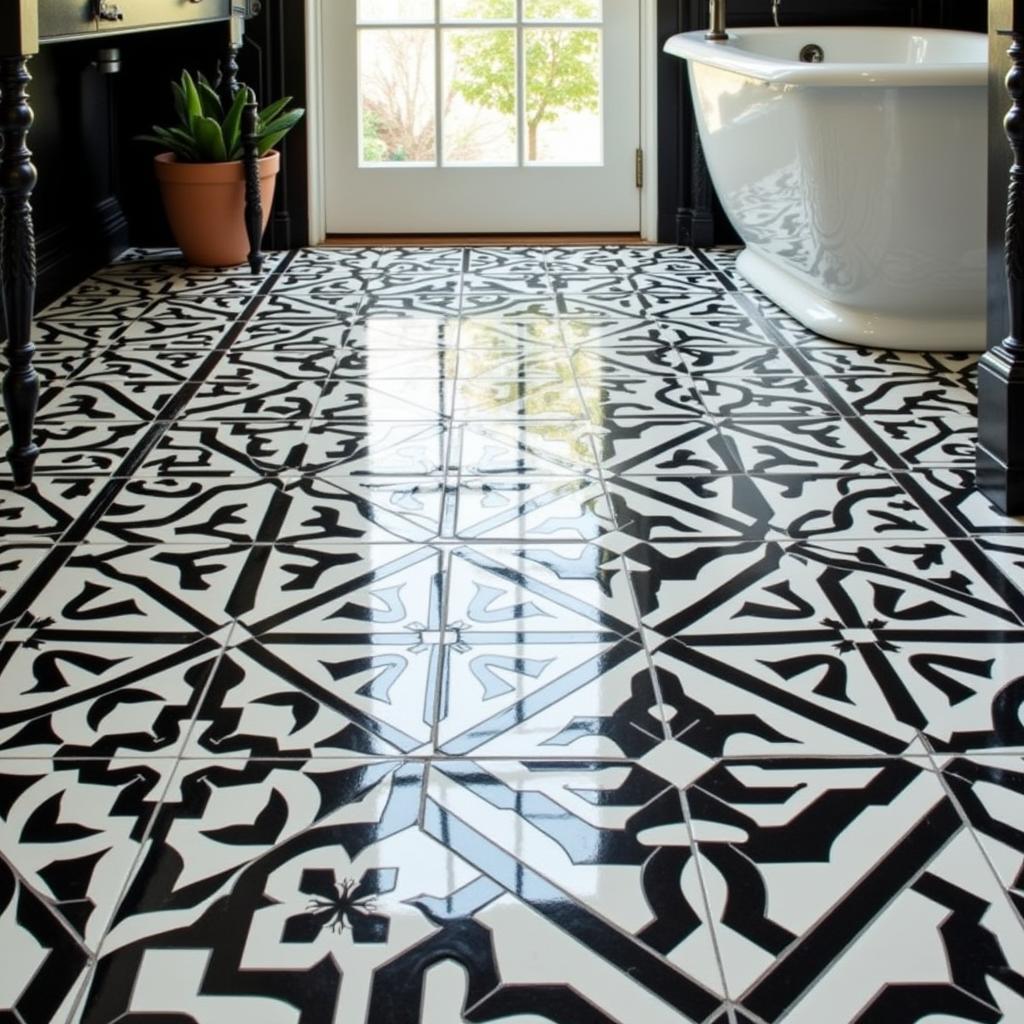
xmin=706 ymin=0 xmax=727 ymax=41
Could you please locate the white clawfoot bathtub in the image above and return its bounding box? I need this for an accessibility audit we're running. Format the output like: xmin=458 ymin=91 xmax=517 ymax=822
xmin=664 ymin=28 xmax=988 ymax=351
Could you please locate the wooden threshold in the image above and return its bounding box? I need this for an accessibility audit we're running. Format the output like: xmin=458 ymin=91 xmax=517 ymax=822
xmin=322 ymin=232 xmax=647 ymax=248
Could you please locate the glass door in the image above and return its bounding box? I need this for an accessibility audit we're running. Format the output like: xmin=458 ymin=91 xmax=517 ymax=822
xmin=324 ymin=0 xmax=641 ymax=233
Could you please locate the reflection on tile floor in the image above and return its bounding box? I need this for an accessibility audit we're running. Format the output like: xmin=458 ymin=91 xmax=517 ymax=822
xmin=1 ymin=244 xmax=1023 ymax=1023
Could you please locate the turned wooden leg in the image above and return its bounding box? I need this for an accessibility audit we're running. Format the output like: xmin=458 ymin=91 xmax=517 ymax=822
xmin=0 ymin=54 xmax=40 ymax=490
xmin=241 ymin=93 xmax=264 ymax=276
xmin=217 ymin=42 xmax=242 ymax=108
xmin=978 ymin=30 xmax=1024 ymax=514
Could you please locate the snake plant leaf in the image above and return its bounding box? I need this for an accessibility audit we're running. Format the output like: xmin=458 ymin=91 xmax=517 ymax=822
xmin=136 ymin=132 xmax=200 ymax=161
xmin=164 ymin=125 xmax=206 ymax=152
xmin=140 ymin=70 xmax=304 ymax=163
xmin=257 ymin=96 xmax=292 ymax=128
xmin=181 ymin=71 xmax=204 ymax=122
xmin=197 ymin=81 xmax=225 ymax=120
xmin=171 ymin=81 xmax=187 ymax=127
xmin=257 ymin=109 xmax=305 ymax=155
xmin=135 ymin=126 xmax=201 ymax=161
xmin=221 ymin=86 xmax=248 ymax=161
xmin=194 ymin=115 xmax=228 ymax=162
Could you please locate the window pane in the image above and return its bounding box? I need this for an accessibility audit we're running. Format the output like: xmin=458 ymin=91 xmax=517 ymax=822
xmin=443 ymin=28 xmax=517 ymax=165
xmin=524 ymin=0 xmax=601 ymax=22
xmin=442 ymin=0 xmax=516 ymax=19
xmin=359 ymin=29 xmax=437 ymax=165
xmin=524 ymin=28 xmax=601 ymax=163
xmin=357 ymin=0 xmax=434 ymax=22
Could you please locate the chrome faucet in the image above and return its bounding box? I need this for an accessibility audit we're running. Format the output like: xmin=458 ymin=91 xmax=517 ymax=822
xmin=772 ymin=0 xmax=781 ymax=27
xmin=706 ymin=0 xmax=727 ymax=41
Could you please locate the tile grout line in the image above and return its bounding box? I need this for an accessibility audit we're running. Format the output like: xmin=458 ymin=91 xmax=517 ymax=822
xmin=676 ymin=786 xmax=739 ymax=1012
xmin=0 ymin=254 xmax=301 ymax=640
xmin=922 ymin=740 xmax=1024 ymax=938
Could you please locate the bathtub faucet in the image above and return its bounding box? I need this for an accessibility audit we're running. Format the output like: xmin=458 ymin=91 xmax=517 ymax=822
xmin=772 ymin=0 xmax=781 ymax=27
xmin=706 ymin=0 xmax=727 ymax=41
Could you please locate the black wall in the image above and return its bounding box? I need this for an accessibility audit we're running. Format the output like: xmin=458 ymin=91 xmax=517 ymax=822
xmin=21 ymin=0 xmax=308 ymax=309
xmin=19 ymin=2 xmax=991 ymax=304
xmin=22 ymin=40 xmax=128 ymax=309
xmin=989 ymin=0 xmax=1013 ymax=350
xmin=658 ymin=0 xmax=988 ymax=244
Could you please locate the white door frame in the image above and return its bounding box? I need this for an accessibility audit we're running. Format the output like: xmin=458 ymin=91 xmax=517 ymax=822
xmin=304 ymin=0 xmax=659 ymax=244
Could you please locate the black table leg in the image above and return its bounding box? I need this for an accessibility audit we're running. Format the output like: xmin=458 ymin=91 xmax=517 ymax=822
xmin=241 ymin=94 xmax=264 ymax=276
xmin=217 ymin=41 xmax=242 ymax=107
xmin=0 ymin=54 xmax=40 ymax=490
xmin=978 ymin=29 xmax=1024 ymax=514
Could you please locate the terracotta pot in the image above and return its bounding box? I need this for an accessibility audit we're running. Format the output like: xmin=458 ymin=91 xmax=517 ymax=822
xmin=154 ymin=151 xmax=280 ymax=268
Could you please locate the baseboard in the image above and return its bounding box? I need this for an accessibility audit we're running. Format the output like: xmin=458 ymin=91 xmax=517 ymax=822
xmin=323 ymin=232 xmax=647 ymax=247
xmin=675 ymin=207 xmax=716 ymax=248
xmin=34 ymin=196 xmax=130 ymax=312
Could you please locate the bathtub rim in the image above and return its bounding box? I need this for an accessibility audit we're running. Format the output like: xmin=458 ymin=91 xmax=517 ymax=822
xmin=663 ymin=27 xmax=986 ymax=88
xmin=738 ymin=248 xmax=986 ymax=352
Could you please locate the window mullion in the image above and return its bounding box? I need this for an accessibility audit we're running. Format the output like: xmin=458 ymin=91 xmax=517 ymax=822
xmin=434 ymin=0 xmax=443 ymax=166
xmin=516 ymin=0 xmax=525 ymax=167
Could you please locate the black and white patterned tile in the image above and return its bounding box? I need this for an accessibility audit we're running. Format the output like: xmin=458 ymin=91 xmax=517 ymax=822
xmin=823 ymin=374 xmax=978 ymax=417
xmin=190 ymin=544 xmax=445 ymax=757
xmin=465 ymin=246 xmax=548 ymax=276
xmin=461 ymin=271 xmax=549 ymax=296
xmin=671 ymin=344 xmax=801 ymax=377
xmin=458 ymin=317 xmax=563 ymax=352
xmin=0 ymin=759 xmax=171 ymax=970
xmin=858 ymin=415 xmax=978 ymax=468
xmin=0 ymin=543 xmax=239 ymax=757
xmin=453 ymin=477 xmax=617 ymax=541
xmin=0 ymin=476 xmax=107 ymax=539
xmin=940 ymin=754 xmax=1024 ymax=915
xmin=74 ymin=758 xmax=728 ymax=1023
xmin=437 ymin=542 xmax=654 ymax=758
xmin=453 ymin=378 xmax=586 ymax=420
xmin=1 ymin=851 xmax=92 ymax=1023
xmin=37 ymin=381 xmax=181 ymax=423
xmin=1 ymin=422 xmax=150 ymax=477
xmin=460 ymin=294 xmax=562 ymax=319
xmin=4 ymin=243 xmax=1023 ymax=1024
xmin=626 ymin=539 xmax=1024 ymax=755
xmin=580 ymin=375 xmax=706 ymax=420
xmin=606 ymin=472 xmax=941 ymax=542
xmin=137 ymin=420 xmax=311 ymax=477
xmin=68 ymin=347 xmax=211 ymax=384
xmin=345 ymin=315 xmax=458 ymax=351
xmin=450 ymin=420 xmax=599 ymax=476
xmin=590 ymin=418 xmax=740 ymax=476
xmin=717 ymin=417 xmax=889 ymax=474
xmin=301 ymin=421 xmax=451 ymax=477
xmin=694 ymin=375 xmax=839 ymax=418
xmin=317 ymin=378 xmax=454 ymax=420
xmin=231 ymin=319 xmax=349 ymax=352
xmin=686 ymin=757 xmax=1024 ymax=1022
xmin=248 ymin=291 xmax=365 ymax=325
xmin=903 ymin=468 xmax=1024 ymax=535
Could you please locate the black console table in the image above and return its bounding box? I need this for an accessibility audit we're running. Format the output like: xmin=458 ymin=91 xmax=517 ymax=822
xmin=0 ymin=0 xmax=262 ymax=489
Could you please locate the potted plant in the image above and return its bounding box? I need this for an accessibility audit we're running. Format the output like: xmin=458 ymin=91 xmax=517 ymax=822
xmin=138 ymin=72 xmax=304 ymax=268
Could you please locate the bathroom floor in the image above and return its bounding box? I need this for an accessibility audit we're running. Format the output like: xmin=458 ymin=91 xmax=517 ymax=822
xmin=1 ymin=243 xmax=1023 ymax=1024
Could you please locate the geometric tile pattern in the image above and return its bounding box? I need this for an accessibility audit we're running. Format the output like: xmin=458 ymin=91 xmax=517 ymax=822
xmin=0 ymin=244 xmax=1021 ymax=1023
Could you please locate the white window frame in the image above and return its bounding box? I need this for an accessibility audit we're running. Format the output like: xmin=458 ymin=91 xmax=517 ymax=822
xmin=305 ymin=0 xmax=659 ymax=242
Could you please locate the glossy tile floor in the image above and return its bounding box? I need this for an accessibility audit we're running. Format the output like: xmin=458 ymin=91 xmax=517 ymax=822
xmin=2 ymin=244 xmax=1024 ymax=1023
